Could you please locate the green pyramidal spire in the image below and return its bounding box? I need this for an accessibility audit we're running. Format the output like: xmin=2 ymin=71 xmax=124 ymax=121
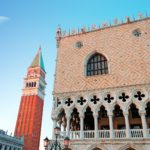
xmin=30 ymin=46 xmax=45 ymax=72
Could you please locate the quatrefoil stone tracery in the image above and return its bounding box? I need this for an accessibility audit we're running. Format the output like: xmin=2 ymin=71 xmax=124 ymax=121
xmin=77 ymin=97 xmax=86 ymax=105
xmin=119 ymin=92 xmax=129 ymax=102
xmin=134 ymin=91 xmax=145 ymax=101
xmin=104 ymin=94 xmax=114 ymax=103
xmin=57 ymin=98 xmax=61 ymax=107
xmin=65 ymin=98 xmax=73 ymax=106
xmin=91 ymin=95 xmax=99 ymax=104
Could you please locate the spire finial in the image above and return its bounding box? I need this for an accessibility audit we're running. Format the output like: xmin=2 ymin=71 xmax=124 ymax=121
xmin=38 ymin=45 xmax=41 ymax=53
xmin=30 ymin=46 xmax=45 ymax=72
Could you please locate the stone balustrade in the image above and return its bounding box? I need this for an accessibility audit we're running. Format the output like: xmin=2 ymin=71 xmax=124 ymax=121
xmin=58 ymin=129 xmax=148 ymax=140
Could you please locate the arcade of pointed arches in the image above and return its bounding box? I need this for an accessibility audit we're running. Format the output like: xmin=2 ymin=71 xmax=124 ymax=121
xmin=55 ymin=101 xmax=150 ymax=131
xmin=52 ymin=86 xmax=150 ymax=140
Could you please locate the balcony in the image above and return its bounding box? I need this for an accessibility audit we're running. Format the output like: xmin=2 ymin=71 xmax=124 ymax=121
xmin=58 ymin=129 xmax=150 ymax=140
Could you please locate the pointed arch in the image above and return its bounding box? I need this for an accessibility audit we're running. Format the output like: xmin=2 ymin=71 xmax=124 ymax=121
xmin=118 ymin=144 xmax=140 ymax=150
xmin=56 ymin=106 xmax=65 ymax=116
xmin=57 ymin=108 xmax=67 ymax=131
xmin=84 ymin=51 xmax=109 ymax=76
xmin=82 ymin=103 xmax=95 ymax=114
xmin=145 ymin=102 xmax=150 ymax=128
xmin=125 ymin=101 xmax=140 ymax=113
xmin=98 ymin=105 xmax=109 ymax=130
xmin=142 ymin=97 xmax=150 ymax=111
xmin=87 ymin=144 xmax=108 ymax=150
xmin=128 ymin=103 xmax=142 ymax=129
xmin=113 ymin=104 xmax=124 ymax=117
xmin=84 ymin=106 xmax=94 ymax=130
xmin=113 ymin=104 xmax=125 ymax=129
xmin=70 ymin=107 xmax=80 ymax=131
xmin=92 ymin=148 xmax=102 ymax=150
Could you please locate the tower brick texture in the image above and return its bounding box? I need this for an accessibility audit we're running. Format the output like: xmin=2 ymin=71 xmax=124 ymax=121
xmin=15 ymin=48 xmax=46 ymax=150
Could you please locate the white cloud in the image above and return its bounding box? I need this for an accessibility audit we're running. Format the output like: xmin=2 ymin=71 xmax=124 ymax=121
xmin=0 ymin=16 xmax=10 ymax=24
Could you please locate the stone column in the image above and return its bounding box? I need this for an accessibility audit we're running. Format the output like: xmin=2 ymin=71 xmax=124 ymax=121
xmin=63 ymin=125 xmax=66 ymax=131
xmin=94 ymin=114 xmax=98 ymax=138
xmin=140 ymin=111 xmax=148 ymax=138
xmin=1 ymin=145 xmax=5 ymax=150
xmin=80 ymin=114 xmax=84 ymax=139
xmin=52 ymin=119 xmax=57 ymax=139
xmin=66 ymin=115 xmax=71 ymax=137
xmin=59 ymin=122 xmax=62 ymax=130
xmin=108 ymin=113 xmax=114 ymax=138
xmin=124 ymin=112 xmax=130 ymax=138
xmin=6 ymin=146 xmax=10 ymax=150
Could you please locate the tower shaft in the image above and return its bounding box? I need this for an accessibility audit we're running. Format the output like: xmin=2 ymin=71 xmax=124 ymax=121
xmin=15 ymin=48 xmax=46 ymax=150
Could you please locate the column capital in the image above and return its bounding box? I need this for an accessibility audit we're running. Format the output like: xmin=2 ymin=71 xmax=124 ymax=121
xmin=66 ymin=114 xmax=71 ymax=119
xmin=123 ymin=112 xmax=129 ymax=116
xmin=79 ymin=114 xmax=84 ymax=118
xmin=108 ymin=112 xmax=113 ymax=116
xmin=93 ymin=113 xmax=98 ymax=118
xmin=139 ymin=110 xmax=146 ymax=115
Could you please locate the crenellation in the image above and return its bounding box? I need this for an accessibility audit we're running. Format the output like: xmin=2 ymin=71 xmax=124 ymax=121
xmin=58 ymin=14 xmax=150 ymax=39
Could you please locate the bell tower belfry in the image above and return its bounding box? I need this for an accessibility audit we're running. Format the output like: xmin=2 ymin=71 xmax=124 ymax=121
xmin=14 ymin=47 xmax=46 ymax=150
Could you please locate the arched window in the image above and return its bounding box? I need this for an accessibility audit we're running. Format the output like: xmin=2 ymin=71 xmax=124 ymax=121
xmin=34 ymin=82 xmax=36 ymax=87
xmin=87 ymin=53 xmax=108 ymax=76
xmin=26 ymin=82 xmax=28 ymax=87
xmin=29 ymin=82 xmax=31 ymax=87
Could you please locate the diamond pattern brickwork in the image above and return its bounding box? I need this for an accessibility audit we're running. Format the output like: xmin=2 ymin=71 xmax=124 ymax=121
xmin=54 ymin=19 xmax=150 ymax=95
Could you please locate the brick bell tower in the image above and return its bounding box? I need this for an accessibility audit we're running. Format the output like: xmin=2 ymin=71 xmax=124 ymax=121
xmin=14 ymin=47 xmax=46 ymax=150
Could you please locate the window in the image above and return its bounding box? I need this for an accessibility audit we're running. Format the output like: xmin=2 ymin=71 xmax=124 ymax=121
xmin=114 ymin=105 xmax=123 ymax=117
xmin=99 ymin=106 xmax=107 ymax=118
xmin=26 ymin=82 xmax=28 ymax=87
xmin=87 ymin=53 xmax=108 ymax=76
xmin=34 ymin=82 xmax=36 ymax=87
xmin=130 ymin=104 xmax=140 ymax=118
xmin=29 ymin=82 xmax=31 ymax=87
xmin=132 ymin=29 xmax=141 ymax=37
xmin=75 ymin=41 xmax=83 ymax=49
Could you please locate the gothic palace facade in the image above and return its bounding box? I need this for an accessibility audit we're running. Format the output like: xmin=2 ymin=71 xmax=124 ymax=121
xmin=51 ymin=16 xmax=150 ymax=150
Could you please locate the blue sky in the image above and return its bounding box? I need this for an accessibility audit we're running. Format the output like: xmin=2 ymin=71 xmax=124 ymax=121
xmin=0 ymin=0 xmax=150 ymax=149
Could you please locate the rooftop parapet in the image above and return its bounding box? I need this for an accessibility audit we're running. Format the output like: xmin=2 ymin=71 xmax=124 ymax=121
xmin=56 ymin=12 xmax=150 ymax=43
xmin=0 ymin=129 xmax=24 ymax=145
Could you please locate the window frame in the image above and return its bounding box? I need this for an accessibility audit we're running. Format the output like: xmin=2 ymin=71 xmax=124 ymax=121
xmin=86 ymin=53 xmax=108 ymax=77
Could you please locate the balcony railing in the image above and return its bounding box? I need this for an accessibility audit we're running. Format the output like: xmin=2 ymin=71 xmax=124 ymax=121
xmin=114 ymin=129 xmax=126 ymax=139
xmin=70 ymin=131 xmax=80 ymax=139
xmin=58 ymin=129 xmax=148 ymax=140
xmin=130 ymin=129 xmax=143 ymax=138
xmin=84 ymin=130 xmax=95 ymax=139
xmin=98 ymin=130 xmax=110 ymax=139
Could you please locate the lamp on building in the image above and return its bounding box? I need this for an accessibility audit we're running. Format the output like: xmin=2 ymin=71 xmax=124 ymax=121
xmin=54 ymin=126 xmax=61 ymax=136
xmin=44 ymin=137 xmax=50 ymax=149
xmin=64 ymin=137 xmax=70 ymax=149
xmin=44 ymin=126 xmax=62 ymax=150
